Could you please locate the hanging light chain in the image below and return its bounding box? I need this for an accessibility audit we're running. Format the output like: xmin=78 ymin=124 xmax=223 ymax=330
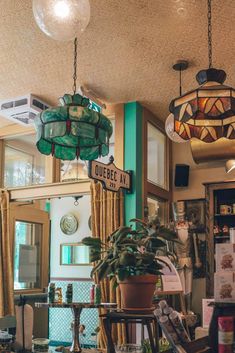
xmin=207 ymin=0 xmax=213 ymax=68
xmin=73 ymin=37 xmax=78 ymax=95
xmin=179 ymin=67 xmax=182 ymax=96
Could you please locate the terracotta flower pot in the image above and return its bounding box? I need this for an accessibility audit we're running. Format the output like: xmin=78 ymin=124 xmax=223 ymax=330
xmin=118 ymin=274 xmax=157 ymax=312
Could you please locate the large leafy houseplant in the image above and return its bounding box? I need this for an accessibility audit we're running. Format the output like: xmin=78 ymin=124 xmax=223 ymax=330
xmin=83 ymin=218 xmax=177 ymax=281
xmin=82 ymin=218 xmax=177 ymax=311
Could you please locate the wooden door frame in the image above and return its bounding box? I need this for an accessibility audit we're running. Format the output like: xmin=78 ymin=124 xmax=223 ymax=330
xmin=10 ymin=203 xmax=50 ymax=295
xmin=0 ymin=140 xmax=4 ymax=188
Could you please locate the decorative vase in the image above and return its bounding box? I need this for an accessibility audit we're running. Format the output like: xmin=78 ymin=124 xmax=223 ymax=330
xmin=118 ymin=275 xmax=157 ymax=313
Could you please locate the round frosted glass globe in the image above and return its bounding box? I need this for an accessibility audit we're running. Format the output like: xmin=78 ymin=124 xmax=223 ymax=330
xmin=165 ymin=113 xmax=187 ymax=143
xmin=33 ymin=0 xmax=90 ymax=41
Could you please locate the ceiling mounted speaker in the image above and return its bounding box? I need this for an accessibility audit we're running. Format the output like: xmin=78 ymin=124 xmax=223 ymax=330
xmin=174 ymin=164 xmax=189 ymax=187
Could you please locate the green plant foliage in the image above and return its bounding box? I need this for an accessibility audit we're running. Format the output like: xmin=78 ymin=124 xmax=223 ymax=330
xmin=142 ymin=337 xmax=170 ymax=352
xmin=82 ymin=218 xmax=178 ymax=282
xmin=142 ymin=339 xmax=152 ymax=353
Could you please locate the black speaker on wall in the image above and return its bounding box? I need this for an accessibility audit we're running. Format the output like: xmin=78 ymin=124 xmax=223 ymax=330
xmin=174 ymin=164 xmax=190 ymax=187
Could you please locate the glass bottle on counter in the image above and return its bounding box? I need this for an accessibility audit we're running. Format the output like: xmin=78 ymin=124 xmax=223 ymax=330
xmin=48 ymin=283 xmax=55 ymax=303
xmin=55 ymin=287 xmax=63 ymax=303
xmin=90 ymin=284 xmax=95 ymax=304
xmin=218 ymin=316 xmax=234 ymax=353
xmin=66 ymin=284 xmax=73 ymax=304
xmin=94 ymin=284 xmax=101 ymax=304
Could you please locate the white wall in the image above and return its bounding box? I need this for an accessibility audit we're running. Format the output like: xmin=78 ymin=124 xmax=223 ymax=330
xmin=173 ymin=142 xmax=235 ymax=201
xmin=50 ymin=195 xmax=92 ymax=279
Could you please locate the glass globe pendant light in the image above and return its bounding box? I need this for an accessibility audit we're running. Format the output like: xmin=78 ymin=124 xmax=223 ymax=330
xmin=225 ymin=160 xmax=235 ymax=174
xmin=165 ymin=114 xmax=187 ymax=143
xmin=165 ymin=61 xmax=188 ymax=143
xmin=33 ymin=0 xmax=112 ymax=161
xmin=168 ymin=0 xmax=235 ymax=143
xmin=34 ymin=38 xmax=113 ymax=161
xmin=33 ymin=0 xmax=90 ymax=41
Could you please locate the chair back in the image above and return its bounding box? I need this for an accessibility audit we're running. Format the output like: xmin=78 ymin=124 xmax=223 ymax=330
xmin=0 ymin=315 xmax=16 ymax=334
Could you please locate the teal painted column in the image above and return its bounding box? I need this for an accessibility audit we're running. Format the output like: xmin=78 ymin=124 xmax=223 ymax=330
xmin=124 ymin=102 xmax=143 ymax=224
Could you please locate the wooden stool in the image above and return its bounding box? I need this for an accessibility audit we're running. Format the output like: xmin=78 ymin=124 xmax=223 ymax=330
xmin=181 ymin=336 xmax=212 ymax=353
xmin=101 ymin=311 xmax=159 ymax=353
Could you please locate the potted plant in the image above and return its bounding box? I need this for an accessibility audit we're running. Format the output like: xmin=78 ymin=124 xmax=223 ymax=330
xmin=82 ymin=218 xmax=177 ymax=312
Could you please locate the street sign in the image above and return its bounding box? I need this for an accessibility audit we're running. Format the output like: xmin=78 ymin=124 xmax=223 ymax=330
xmin=88 ymin=156 xmax=132 ymax=193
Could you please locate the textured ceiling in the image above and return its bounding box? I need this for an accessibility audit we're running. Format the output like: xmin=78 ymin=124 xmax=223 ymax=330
xmin=0 ymin=0 xmax=235 ymax=129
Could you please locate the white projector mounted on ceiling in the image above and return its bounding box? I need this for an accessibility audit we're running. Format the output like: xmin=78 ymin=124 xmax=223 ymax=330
xmin=0 ymin=94 xmax=50 ymax=126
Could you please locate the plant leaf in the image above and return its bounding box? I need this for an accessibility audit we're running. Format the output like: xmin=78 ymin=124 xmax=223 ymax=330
xmin=117 ymin=268 xmax=130 ymax=281
xmin=130 ymin=218 xmax=148 ymax=226
xmin=114 ymin=227 xmax=132 ymax=243
xmin=97 ymin=261 xmax=112 ymax=281
xmin=89 ymin=249 xmax=101 ymax=262
xmin=82 ymin=237 xmax=101 ymax=247
xmin=158 ymin=227 xmax=178 ymax=241
xmin=91 ymin=260 xmax=104 ymax=277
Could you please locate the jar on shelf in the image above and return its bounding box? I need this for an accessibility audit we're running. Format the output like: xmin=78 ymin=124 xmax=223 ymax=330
xmin=214 ymin=225 xmax=220 ymax=235
xmin=222 ymin=225 xmax=229 ymax=234
xmin=32 ymin=338 xmax=49 ymax=353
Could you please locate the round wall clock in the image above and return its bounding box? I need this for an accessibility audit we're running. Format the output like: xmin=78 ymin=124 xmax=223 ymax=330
xmin=60 ymin=213 xmax=78 ymax=235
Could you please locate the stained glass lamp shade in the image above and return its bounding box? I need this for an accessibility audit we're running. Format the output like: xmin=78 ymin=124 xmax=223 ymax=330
xmin=34 ymin=93 xmax=113 ymax=160
xmin=169 ymin=68 xmax=235 ymax=143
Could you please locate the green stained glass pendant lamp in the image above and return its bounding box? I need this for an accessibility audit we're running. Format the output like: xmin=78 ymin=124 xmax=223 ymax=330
xmin=34 ymin=38 xmax=113 ymax=161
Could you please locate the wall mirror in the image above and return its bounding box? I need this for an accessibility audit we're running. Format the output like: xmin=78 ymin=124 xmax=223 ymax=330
xmin=60 ymin=243 xmax=91 ymax=266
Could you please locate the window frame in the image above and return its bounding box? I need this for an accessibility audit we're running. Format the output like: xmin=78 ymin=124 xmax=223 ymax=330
xmin=4 ymin=143 xmax=35 ymax=188
xmin=147 ymin=121 xmax=168 ymax=190
xmin=9 ymin=203 xmax=50 ymax=295
xmin=143 ymin=108 xmax=172 ymax=223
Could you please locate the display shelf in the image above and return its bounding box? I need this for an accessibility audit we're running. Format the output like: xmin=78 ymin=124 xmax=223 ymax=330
xmin=208 ymin=301 xmax=235 ymax=353
xmin=214 ymin=235 xmax=230 ymax=240
xmin=214 ymin=213 xmax=235 ymax=217
xmin=204 ymin=181 xmax=235 ymax=297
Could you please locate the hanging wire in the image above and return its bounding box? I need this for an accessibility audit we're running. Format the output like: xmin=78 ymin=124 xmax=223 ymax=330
xmin=207 ymin=0 xmax=213 ymax=68
xmin=72 ymin=37 xmax=78 ymax=95
xmin=179 ymin=66 xmax=182 ymax=96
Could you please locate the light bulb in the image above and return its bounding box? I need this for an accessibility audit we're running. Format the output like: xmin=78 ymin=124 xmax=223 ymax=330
xmin=165 ymin=113 xmax=187 ymax=143
xmin=54 ymin=1 xmax=70 ymax=18
xmin=225 ymin=160 xmax=235 ymax=173
xmin=33 ymin=0 xmax=90 ymax=41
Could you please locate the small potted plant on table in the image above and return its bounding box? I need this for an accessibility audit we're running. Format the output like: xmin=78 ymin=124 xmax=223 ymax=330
xmin=82 ymin=218 xmax=177 ymax=312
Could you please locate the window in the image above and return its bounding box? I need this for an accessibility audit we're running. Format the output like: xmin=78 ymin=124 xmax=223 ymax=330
xmin=143 ymin=108 xmax=171 ymax=225
xmin=147 ymin=122 xmax=167 ymax=189
xmin=147 ymin=196 xmax=168 ymax=226
xmin=14 ymin=221 xmax=42 ymax=290
xmin=4 ymin=146 xmax=34 ymax=187
xmin=4 ymin=134 xmax=46 ymax=188
xmin=10 ymin=204 xmax=50 ymax=293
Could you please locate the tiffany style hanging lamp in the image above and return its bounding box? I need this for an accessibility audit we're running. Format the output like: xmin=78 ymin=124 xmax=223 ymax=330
xmin=168 ymin=0 xmax=235 ymax=143
xmin=34 ymin=38 xmax=113 ymax=161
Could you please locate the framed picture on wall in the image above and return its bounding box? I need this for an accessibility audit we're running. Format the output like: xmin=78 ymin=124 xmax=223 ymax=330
xmin=184 ymin=198 xmax=206 ymax=233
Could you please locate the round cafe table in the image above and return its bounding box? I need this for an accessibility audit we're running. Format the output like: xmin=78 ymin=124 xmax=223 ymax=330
xmin=35 ymin=302 xmax=117 ymax=353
